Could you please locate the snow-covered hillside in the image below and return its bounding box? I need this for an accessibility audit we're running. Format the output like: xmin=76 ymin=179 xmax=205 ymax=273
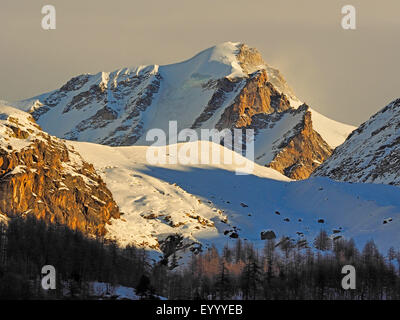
xmin=70 ymin=140 xmax=400 ymax=258
xmin=314 ymin=98 xmax=400 ymax=186
xmin=12 ymin=42 xmax=355 ymax=179
xmin=69 ymin=140 xmax=289 ymax=250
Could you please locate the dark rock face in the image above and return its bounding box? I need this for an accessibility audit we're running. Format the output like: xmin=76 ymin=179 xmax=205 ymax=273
xmin=229 ymin=232 xmax=239 ymax=239
xmin=0 ymin=108 xmax=121 ymax=236
xmin=99 ymin=73 xmax=162 ymax=146
xmin=261 ymin=230 xmax=276 ymax=240
xmin=191 ymin=77 xmax=241 ymax=129
xmin=31 ymin=67 xmax=162 ymax=146
xmin=313 ymin=98 xmax=400 ymax=186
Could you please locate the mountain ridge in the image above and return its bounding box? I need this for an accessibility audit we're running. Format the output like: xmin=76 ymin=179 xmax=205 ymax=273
xmin=10 ymin=42 xmax=355 ymax=179
xmin=313 ymin=98 xmax=400 ymax=186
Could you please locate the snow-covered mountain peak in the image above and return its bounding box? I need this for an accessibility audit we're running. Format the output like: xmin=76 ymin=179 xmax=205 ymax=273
xmin=8 ymin=42 xmax=355 ymax=179
xmin=160 ymin=42 xmax=279 ymax=82
xmin=160 ymin=42 xmax=247 ymax=83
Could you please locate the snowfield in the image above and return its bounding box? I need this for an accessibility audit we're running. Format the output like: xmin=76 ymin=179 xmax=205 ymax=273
xmin=70 ymin=140 xmax=400 ymax=257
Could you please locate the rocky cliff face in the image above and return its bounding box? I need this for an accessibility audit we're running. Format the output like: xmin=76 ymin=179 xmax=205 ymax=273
xmin=13 ymin=42 xmax=352 ymax=179
xmin=0 ymin=105 xmax=121 ymax=235
xmin=215 ymin=70 xmax=291 ymax=129
xmin=212 ymin=71 xmax=331 ymax=179
xmin=266 ymin=106 xmax=332 ymax=179
xmin=313 ymin=98 xmax=400 ymax=185
xmin=233 ymin=104 xmax=332 ymax=179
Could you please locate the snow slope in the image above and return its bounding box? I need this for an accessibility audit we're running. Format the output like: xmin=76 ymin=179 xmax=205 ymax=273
xmin=88 ymin=282 xmax=166 ymax=300
xmin=70 ymin=140 xmax=400 ymax=256
xmin=69 ymin=140 xmax=289 ymax=250
xmin=309 ymin=108 xmax=356 ymax=148
xmin=89 ymin=282 xmax=140 ymax=300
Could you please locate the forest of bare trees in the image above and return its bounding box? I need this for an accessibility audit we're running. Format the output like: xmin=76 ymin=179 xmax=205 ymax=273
xmin=1 ymin=216 xmax=400 ymax=300
xmin=156 ymin=235 xmax=400 ymax=300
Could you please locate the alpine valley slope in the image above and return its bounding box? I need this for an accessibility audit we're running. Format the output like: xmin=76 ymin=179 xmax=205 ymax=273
xmin=13 ymin=42 xmax=355 ymax=179
xmin=69 ymin=139 xmax=400 ymax=260
xmin=313 ymin=98 xmax=400 ymax=186
xmin=1 ymin=104 xmax=400 ymax=262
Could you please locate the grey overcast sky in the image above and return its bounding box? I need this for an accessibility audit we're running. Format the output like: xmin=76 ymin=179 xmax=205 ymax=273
xmin=0 ymin=0 xmax=399 ymax=125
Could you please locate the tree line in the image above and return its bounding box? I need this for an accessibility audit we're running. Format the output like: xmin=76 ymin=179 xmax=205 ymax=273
xmin=1 ymin=216 xmax=400 ymax=300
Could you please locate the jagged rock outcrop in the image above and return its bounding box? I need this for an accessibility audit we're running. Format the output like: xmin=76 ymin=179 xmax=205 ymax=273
xmin=215 ymin=70 xmax=291 ymax=129
xmin=266 ymin=105 xmax=332 ymax=179
xmin=0 ymin=105 xmax=121 ymax=235
xmin=13 ymin=42 xmax=353 ymax=179
xmin=211 ymin=71 xmax=331 ymax=179
xmin=313 ymin=98 xmax=400 ymax=185
xmin=233 ymin=104 xmax=332 ymax=179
